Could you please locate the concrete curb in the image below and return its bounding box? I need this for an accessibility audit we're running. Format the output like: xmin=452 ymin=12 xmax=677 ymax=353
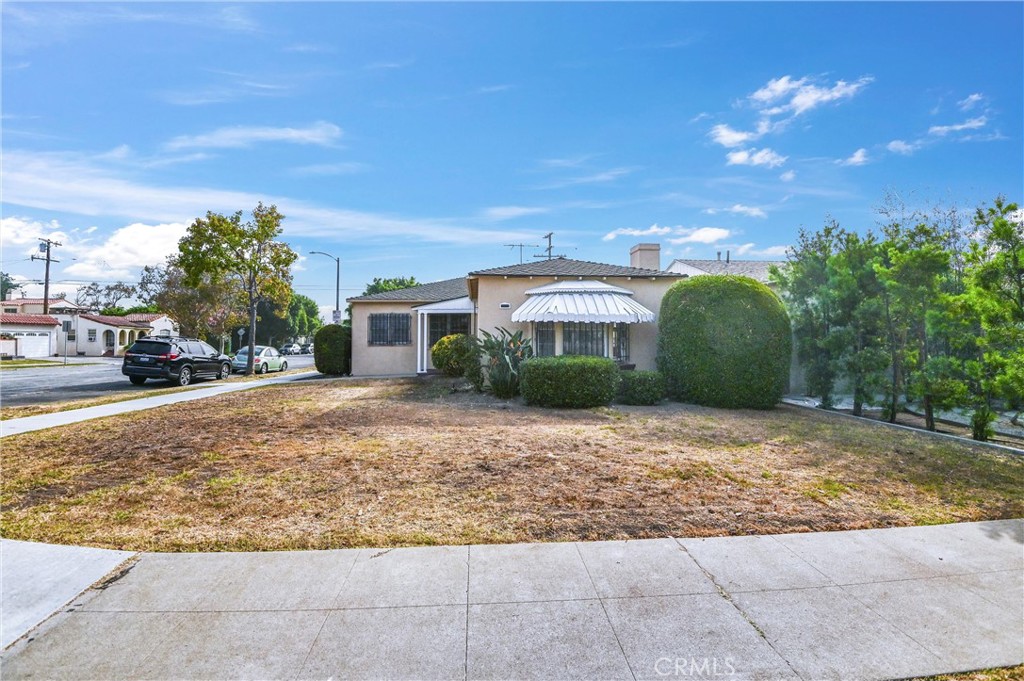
xmin=782 ymin=399 xmax=1024 ymax=455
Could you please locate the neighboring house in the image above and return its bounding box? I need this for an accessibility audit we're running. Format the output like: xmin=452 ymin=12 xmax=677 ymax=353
xmin=2 ymin=296 xmax=86 ymax=316
xmin=71 ymin=314 xmax=153 ymax=357
xmin=0 ymin=314 xmax=60 ymax=357
xmin=348 ymin=243 xmax=684 ymax=376
xmin=124 ymin=313 xmax=179 ymax=337
xmin=666 ymin=253 xmax=785 ymax=284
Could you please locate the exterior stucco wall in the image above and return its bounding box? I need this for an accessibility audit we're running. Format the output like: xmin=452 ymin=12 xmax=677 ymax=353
xmin=350 ymin=301 xmax=420 ymax=376
xmin=473 ymin=275 xmax=678 ymax=372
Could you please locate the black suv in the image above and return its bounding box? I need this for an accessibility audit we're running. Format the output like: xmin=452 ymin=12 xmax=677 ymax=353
xmin=122 ymin=336 xmax=232 ymax=386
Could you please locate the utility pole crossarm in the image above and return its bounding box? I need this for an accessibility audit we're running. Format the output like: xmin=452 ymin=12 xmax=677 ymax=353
xmin=31 ymin=238 xmax=62 ymax=314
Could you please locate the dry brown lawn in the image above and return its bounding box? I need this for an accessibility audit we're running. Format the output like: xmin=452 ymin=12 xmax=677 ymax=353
xmin=2 ymin=377 xmax=1021 ymax=552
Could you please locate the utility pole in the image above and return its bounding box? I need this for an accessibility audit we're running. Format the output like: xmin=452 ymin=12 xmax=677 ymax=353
xmin=532 ymin=232 xmax=566 ymax=261
xmin=504 ymin=243 xmax=539 ymax=264
xmin=30 ymin=238 xmax=61 ymax=314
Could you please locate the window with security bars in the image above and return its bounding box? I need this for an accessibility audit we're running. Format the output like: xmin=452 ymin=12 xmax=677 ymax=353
xmin=534 ymin=322 xmax=555 ymax=356
xmin=429 ymin=314 xmax=471 ymax=348
xmin=612 ymin=323 xmax=630 ymax=362
xmin=368 ymin=313 xmax=412 ymax=345
xmin=562 ymin=322 xmax=606 ymax=356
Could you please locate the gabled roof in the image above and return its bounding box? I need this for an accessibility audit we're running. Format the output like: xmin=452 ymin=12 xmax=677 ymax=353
xmin=667 ymin=259 xmax=786 ymax=283
xmin=124 ymin=313 xmax=169 ymax=322
xmin=3 ymin=297 xmax=84 ymax=308
xmin=78 ymin=314 xmax=152 ymax=328
xmin=0 ymin=313 xmax=59 ymax=326
xmin=348 ymin=277 xmax=469 ymax=303
xmin=469 ymin=258 xmax=682 ymax=278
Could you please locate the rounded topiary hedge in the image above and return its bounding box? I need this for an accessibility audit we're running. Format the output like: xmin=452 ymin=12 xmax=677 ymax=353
xmin=430 ymin=333 xmax=476 ymax=378
xmin=314 ymin=323 xmax=351 ymax=375
xmin=520 ymin=355 xmax=620 ymax=408
xmin=656 ymin=275 xmax=791 ymax=409
xmin=617 ymin=370 xmax=666 ymax=405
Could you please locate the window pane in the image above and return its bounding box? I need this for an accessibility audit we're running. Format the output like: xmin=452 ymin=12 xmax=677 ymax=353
xmin=563 ymin=322 xmax=605 ymax=356
xmin=612 ymin=323 xmax=630 ymax=362
xmin=535 ymin=322 xmax=555 ymax=357
xmin=369 ymin=313 xmax=412 ymax=346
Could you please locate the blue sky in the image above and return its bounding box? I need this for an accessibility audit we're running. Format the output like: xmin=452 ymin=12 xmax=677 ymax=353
xmin=3 ymin=2 xmax=1021 ymax=320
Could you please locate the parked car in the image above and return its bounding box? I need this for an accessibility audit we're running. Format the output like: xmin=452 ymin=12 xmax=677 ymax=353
xmin=232 ymin=345 xmax=288 ymax=374
xmin=301 ymin=343 xmax=314 ymax=354
xmin=122 ymin=336 xmax=232 ymax=386
xmin=280 ymin=343 xmax=301 ymax=355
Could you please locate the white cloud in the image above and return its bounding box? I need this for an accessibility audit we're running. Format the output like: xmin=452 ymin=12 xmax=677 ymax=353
xmin=0 ymin=216 xmax=67 ymax=253
xmin=164 ymin=121 xmax=342 ymax=151
xmin=708 ymin=123 xmax=761 ymax=148
xmin=735 ymin=243 xmax=789 ymax=257
xmin=482 ymin=205 xmax=550 ymax=221
xmin=63 ymin=222 xmax=188 ymax=279
xmin=537 ymin=166 xmax=638 ymax=189
xmin=288 ymin=162 xmax=366 ymax=177
xmin=477 ymin=84 xmax=513 ymax=94
xmin=838 ymin=148 xmax=869 ymax=166
xmin=704 ymin=204 xmax=767 ymax=218
xmin=887 ymin=139 xmax=919 ymax=155
xmin=667 ymin=227 xmax=732 ymax=245
xmin=957 ymin=93 xmax=984 ymax=111
xmin=725 ymin=147 xmax=788 ymax=168
xmin=1 ymin=150 xmax=530 ymax=246
xmin=928 ymin=116 xmax=987 ymax=136
xmin=780 ymin=170 xmax=796 ymax=182
xmin=539 ymin=154 xmax=596 ymax=169
xmin=602 ymin=224 xmax=673 ymax=241
xmin=751 ymin=75 xmax=874 ymax=117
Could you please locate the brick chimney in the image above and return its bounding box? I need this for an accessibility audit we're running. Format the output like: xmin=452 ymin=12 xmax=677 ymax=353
xmin=629 ymin=243 xmax=661 ymax=271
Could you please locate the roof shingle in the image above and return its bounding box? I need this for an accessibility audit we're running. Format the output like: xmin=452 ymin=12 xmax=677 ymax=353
xmin=348 ymin=277 xmax=470 ymax=303
xmin=78 ymin=314 xmax=152 ymax=328
xmin=0 ymin=313 xmax=59 ymax=326
xmin=668 ymin=259 xmax=786 ymax=283
xmin=469 ymin=258 xmax=682 ymax=278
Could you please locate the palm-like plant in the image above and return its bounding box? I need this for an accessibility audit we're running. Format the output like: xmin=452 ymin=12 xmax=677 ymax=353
xmin=476 ymin=327 xmax=534 ymax=398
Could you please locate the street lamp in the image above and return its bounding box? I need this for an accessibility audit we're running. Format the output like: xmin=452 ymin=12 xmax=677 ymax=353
xmin=309 ymin=250 xmax=341 ymax=324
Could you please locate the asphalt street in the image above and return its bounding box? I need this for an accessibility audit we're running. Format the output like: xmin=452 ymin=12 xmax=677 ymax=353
xmin=0 ymin=355 xmax=316 ymax=406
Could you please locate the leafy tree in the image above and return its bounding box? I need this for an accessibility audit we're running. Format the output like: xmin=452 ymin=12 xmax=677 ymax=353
xmin=771 ymin=221 xmax=842 ymax=407
xmin=75 ymin=281 xmax=137 ymax=311
xmin=1 ymin=272 xmax=22 ymax=300
xmin=288 ymin=294 xmax=322 ymax=338
xmin=177 ymin=203 xmax=297 ymax=373
xmin=139 ymin=257 xmax=244 ymax=345
xmin=363 ymin=276 xmax=419 ymax=296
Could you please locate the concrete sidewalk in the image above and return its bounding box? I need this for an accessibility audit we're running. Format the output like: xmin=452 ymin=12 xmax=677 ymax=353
xmin=2 ymin=520 xmax=1021 ymax=680
xmin=0 ymin=370 xmax=321 ymax=438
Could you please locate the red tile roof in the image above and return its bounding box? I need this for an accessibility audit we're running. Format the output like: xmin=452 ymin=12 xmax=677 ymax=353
xmin=78 ymin=314 xmax=151 ymax=328
xmin=0 ymin=313 xmax=60 ymax=326
xmin=3 ymin=297 xmax=82 ymax=307
xmin=124 ymin=313 xmax=165 ymax=322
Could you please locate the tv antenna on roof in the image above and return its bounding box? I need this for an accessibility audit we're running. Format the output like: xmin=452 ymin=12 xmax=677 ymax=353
xmin=504 ymin=243 xmax=540 ymax=264
xmin=532 ymin=232 xmax=566 ymax=260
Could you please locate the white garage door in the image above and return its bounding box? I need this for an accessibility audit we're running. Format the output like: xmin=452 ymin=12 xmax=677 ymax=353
xmin=14 ymin=333 xmax=50 ymax=358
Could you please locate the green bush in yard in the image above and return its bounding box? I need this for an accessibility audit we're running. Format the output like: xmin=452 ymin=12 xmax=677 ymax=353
xmin=657 ymin=275 xmax=791 ymax=409
xmin=430 ymin=333 xmax=476 ymax=378
xmin=617 ymin=370 xmax=666 ymax=405
xmin=520 ymin=355 xmax=620 ymax=408
xmin=314 ymin=323 xmax=351 ymax=375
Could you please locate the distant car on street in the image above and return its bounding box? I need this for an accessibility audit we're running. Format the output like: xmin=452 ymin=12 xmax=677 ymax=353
xmin=280 ymin=343 xmax=301 ymax=355
xmin=232 ymin=345 xmax=288 ymax=374
xmin=301 ymin=343 xmax=314 ymax=354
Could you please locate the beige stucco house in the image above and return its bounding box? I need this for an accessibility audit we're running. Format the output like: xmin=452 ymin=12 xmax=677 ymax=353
xmin=348 ymin=244 xmax=684 ymax=377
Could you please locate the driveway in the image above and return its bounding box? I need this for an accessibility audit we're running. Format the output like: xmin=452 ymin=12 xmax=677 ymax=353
xmin=0 ymin=355 xmax=317 ymax=407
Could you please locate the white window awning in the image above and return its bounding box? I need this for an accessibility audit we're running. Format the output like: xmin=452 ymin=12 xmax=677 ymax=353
xmin=511 ymin=280 xmax=656 ymax=324
xmin=413 ymin=296 xmax=474 ymax=313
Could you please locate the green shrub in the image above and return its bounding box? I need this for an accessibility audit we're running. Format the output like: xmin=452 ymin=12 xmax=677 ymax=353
xmin=617 ymin=370 xmax=666 ymax=405
xmin=477 ymin=327 xmax=532 ymax=398
xmin=657 ymin=275 xmax=791 ymax=409
xmin=430 ymin=333 xmax=476 ymax=378
xmin=314 ymin=324 xmax=351 ymax=375
xmin=521 ymin=355 xmax=620 ymax=408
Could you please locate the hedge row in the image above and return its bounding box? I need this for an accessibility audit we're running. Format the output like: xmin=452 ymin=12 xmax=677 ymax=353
xmin=314 ymin=324 xmax=351 ymax=375
xmin=520 ymin=355 xmax=620 ymax=408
